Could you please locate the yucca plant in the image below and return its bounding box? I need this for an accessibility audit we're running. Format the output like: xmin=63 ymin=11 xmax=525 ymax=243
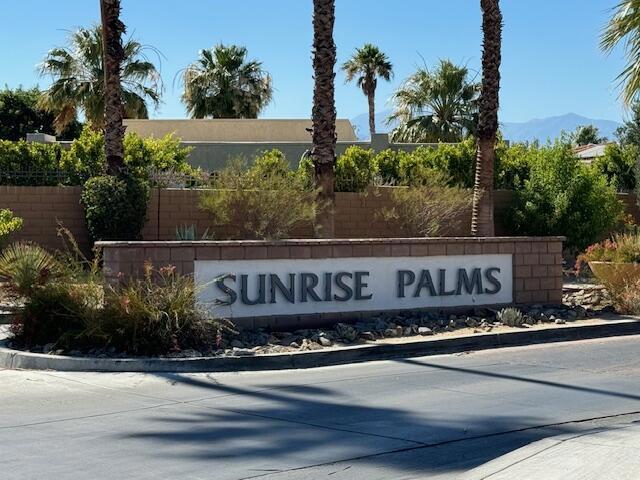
xmin=0 ymin=242 xmax=61 ymax=297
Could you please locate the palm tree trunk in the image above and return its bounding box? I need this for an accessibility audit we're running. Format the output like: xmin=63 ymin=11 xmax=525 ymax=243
xmin=471 ymin=0 xmax=502 ymax=237
xmin=368 ymin=90 xmax=376 ymax=139
xmin=312 ymin=0 xmax=337 ymax=238
xmin=100 ymin=0 xmax=126 ymax=175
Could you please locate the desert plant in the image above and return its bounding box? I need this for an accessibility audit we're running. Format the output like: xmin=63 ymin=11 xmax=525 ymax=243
xmin=81 ymin=174 xmax=149 ymax=241
xmin=0 ymin=242 xmax=61 ymax=297
xmin=496 ymin=307 xmax=524 ymax=327
xmin=0 ymin=210 xmax=23 ymax=245
xmin=175 ymin=224 xmax=214 ymax=241
xmin=91 ymin=264 xmax=235 ymax=355
xmin=381 ymin=172 xmax=473 ymax=237
xmin=200 ymin=161 xmax=317 ymax=240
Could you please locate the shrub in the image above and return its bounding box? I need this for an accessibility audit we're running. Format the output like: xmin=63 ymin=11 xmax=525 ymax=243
xmin=200 ymin=161 xmax=316 ymax=240
xmin=250 ymin=149 xmax=291 ymax=178
xmin=426 ymin=139 xmax=477 ymax=188
xmin=0 ymin=126 xmax=194 ymax=186
xmin=60 ymin=126 xmax=106 ymax=183
xmin=0 ymin=209 xmax=23 ymax=245
xmin=495 ymin=143 xmax=533 ymax=190
xmin=81 ymin=174 xmax=150 ymax=241
xmin=507 ymin=144 xmax=623 ymax=252
xmin=591 ymin=144 xmax=637 ymax=192
xmin=496 ymin=307 xmax=524 ymax=327
xmin=124 ymin=132 xmax=195 ymax=179
xmin=609 ymin=278 xmax=640 ymax=314
xmin=375 ymin=149 xmax=404 ymax=184
xmin=92 ymin=264 xmax=234 ymax=355
xmin=0 ymin=140 xmax=63 ymax=185
xmin=335 ymin=146 xmax=378 ymax=192
xmin=381 ymin=172 xmax=473 ymax=237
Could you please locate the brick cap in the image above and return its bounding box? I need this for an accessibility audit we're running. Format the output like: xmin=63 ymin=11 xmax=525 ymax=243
xmin=96 ymin=236 xmax=566 ymax=248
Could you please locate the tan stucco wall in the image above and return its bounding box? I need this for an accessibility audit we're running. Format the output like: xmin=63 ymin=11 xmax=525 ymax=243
xmin=123 ymin=119 xmax=358 ymax=142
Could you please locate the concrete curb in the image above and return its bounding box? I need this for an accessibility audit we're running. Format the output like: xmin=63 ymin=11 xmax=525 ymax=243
xmin=2 ymin=319 xmax=640 ymax=373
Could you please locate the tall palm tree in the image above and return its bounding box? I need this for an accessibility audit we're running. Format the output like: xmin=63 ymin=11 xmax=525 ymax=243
xmin=602 ymin=0 xmax=640 ymax=105
xmin=471 ymin=0 xmax=502 ymax=237
xmin=181 ymin=45 xmax=273 ymax=118
xmin=342 ymin=44 xmax=393 ymax=139
xmin=99 ymin=0 xmax=126 ymax=175
xmin=39 ymin=24 xmax=161 ymax=136
xmin=312 ymin=0 xmax=337 ymax=238
xmin=389 ymin=60 xmax=479 ymax=143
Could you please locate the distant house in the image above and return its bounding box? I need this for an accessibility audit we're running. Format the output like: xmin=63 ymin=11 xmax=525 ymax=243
xmin=573 ymin=143 xmax=612 ymax=163
xmin=123 ymin=119 xmax=358 ymax=142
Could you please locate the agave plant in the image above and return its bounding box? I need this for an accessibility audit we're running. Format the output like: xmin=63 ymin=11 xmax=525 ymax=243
xmin=0 ymin=243 xmax=61 ymax=297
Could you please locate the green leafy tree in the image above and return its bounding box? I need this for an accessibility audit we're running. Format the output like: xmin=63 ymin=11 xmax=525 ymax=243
xmin=0 ymin=87 xmax=81 ymax=141
xmin=591 ymin=143 xmax=637 ymax=191
xmin=616 ymin=101 xmax=640 ymax=146
xmin=602 ymin=0 xmax=640 ymax=105
xmin=389 ymin=59 xmax=479 ymax=143
xmin=181 ymin=44 xmax=273 ymax=119
xmin=571 ymin=124 xmax=607 ymax=146
xmin=508 ymin=144 xmax=623 ymax=251
xmin=342 ymin=44 xmax=393 ymax=139
xmin=39 ymin=24 xmax=161 ymax=134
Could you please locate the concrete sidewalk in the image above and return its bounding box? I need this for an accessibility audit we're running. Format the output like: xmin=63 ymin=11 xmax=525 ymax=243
xmin=463 ymin=419 xmax=640 ymax=479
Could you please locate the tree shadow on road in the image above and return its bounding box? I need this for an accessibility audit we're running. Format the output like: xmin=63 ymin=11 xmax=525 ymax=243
xmin=115 ymin=367 xmax=617 ymax=478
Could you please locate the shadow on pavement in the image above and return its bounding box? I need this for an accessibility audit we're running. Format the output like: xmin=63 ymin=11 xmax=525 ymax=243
xmin=115 ymin=370 xmax=610 ymax=477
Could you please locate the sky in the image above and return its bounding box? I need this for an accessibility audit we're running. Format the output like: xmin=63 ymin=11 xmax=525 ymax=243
xmin=0 ymin=0 xmax=630 ymax=124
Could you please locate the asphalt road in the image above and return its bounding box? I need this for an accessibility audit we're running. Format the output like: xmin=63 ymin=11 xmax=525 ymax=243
xmin=3 ymin=336 xmax=640 ymax=479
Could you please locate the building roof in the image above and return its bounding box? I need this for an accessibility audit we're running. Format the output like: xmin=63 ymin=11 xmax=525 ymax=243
xmin=573 ymin=143 xmax=610 ymax=161
xmin=123 ymin=119 xmax=358 ymax=142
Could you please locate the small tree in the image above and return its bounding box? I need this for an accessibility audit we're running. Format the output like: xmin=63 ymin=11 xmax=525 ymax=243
xmin=571 ymin=125 xmax=607 ymax=146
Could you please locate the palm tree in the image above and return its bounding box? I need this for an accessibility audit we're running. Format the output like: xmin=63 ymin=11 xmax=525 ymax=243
xmin=342 ymin=44 xmax=393 ymax=139
xmin=389 ymin=60 xmax=479 ymax=143
xmin=602 ymin=0 xmax=640 ymax=105
xmin=99 ymin=0 xmax=126 ymax=175
xmin=39 ymin=24 xmax=161 ymax=137
xmin=471 ymin=0 xmax=502 ymax=237
xmin=312 ymin=0 xmax=337 ymax=238
xmin=181 ymin=45 xmax=273 ymax=118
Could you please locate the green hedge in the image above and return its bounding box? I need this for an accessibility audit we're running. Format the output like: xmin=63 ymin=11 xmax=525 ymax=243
xmin=0 ymin=126 xmax=196 ymax=186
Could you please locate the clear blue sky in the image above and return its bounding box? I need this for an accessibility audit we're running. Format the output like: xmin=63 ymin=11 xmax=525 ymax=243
xmin=0 ymin=0 xmax=628 ymax=123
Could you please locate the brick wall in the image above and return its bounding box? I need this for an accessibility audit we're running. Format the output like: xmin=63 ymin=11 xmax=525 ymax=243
xmin=0 ymin=186 xmax=90 ymax=252
xmin=1 ymin=185 xmax=635 ymax=251
xmin=98 ymin=237 xmax=564 ymax=329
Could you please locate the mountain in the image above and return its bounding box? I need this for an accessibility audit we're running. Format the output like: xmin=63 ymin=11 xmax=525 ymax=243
xmin=350 ymin=111 xmax=621 ymax=142
xmin=501 ymin=113 xmax=621 ymax=143
xmin=350 ymin=109 xmax=395 ymax=140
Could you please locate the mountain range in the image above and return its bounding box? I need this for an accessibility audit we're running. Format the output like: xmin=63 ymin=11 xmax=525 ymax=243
xmin=350 ymin=111 xmax=622 ymax=143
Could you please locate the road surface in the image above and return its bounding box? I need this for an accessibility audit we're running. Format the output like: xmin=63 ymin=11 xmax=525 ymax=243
xmin=2 ymin=336 xmax=640 ymax=479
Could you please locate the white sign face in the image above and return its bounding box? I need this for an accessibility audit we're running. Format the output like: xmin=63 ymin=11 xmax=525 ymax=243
xmin=195 ymin=254 xmax=513 ymax=319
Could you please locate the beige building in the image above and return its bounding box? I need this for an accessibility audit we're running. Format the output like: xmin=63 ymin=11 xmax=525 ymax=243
xmin=123 ymin=118 xmax=358 ymax=142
